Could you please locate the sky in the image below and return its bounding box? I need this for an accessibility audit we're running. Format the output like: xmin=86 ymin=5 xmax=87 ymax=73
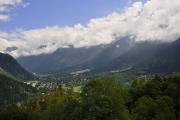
xmin=0 ymin=0 xmax=130 ymax=31
xmin=1 ymin=0 xmax=180 ymax=57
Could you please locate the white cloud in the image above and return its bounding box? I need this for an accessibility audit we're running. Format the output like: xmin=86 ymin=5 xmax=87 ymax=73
xmin=0 ymin=14 xmax=9 ymax=21
xmin=1 ymin=0 xmax=180 ymax=57
xmin=0 ymin=0 xmax=24 ymax=22
xmin=0 ymin=0 xmax=23 ymax=6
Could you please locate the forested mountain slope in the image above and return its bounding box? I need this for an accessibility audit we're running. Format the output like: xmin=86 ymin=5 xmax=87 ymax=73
xmin=0 ymin=53 xmax=34 ymax=80
xmin=0 ymin=72 xmax=37 ymax=106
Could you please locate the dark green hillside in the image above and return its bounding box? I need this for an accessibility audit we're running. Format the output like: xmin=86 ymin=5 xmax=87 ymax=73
xmin=0 ymin=53 xmax=34 ymax=80
xmin=0 ymin=72 xmax=37 ymax=106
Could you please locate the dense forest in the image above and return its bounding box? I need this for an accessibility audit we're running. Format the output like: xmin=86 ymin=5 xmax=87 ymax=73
xmin=0 ymin=75 xmax=179 ymax=120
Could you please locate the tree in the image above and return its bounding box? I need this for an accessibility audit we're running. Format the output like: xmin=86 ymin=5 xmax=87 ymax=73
xmin=0 ymin=104 xmax=28 ymax=120
xmin=132 ymin=96 xmax=157 ymax=120
xmin=154 ymin=96 xmax=176 ymax=120
xmin=81 ymin=80 xmax=131 ymax=120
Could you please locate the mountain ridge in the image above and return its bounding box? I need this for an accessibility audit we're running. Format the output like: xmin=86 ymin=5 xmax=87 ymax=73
xmin=0 ymin=53 xmax=34 ymax=81
xmin=17 ymin=39 xmax=180 ymax=75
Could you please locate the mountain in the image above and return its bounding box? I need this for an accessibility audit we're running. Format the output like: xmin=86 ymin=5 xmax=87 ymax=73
xmin=0 ymin=53 xmax=34 ymax=80
xmin=17 ymin=38 xmax=134 ymax=74
xmin=83 ymin=38 xmax=135 ymax=70
xmin=94 ymin=41 xmax=169 ymax=73
xmin=17 ymin=38 xmax=180 ymax=75
xmin=0 ymin=72 xmax=37 ymax=106
xmin=139 ymin=39 xmax=180 ymax=74
xmin=0 ymin=53 xmax=37 ymax=106
xmin=96 ymin=39 xmax=180 ymax=74
xmin=17 ymin=45 xmax=105 ymax=74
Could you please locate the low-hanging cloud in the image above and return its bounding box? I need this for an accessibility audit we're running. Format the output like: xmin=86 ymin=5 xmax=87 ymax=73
xmin=1 ymin=0 xmax=180 ymax=57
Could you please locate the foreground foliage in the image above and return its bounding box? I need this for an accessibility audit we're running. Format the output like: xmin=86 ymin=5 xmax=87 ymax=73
xmin=0 ymin=76 xmax=180 ymax=120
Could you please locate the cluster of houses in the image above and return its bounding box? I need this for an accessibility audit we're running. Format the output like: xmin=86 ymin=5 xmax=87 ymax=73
xmin=24 ymin=81 xmax=58 ymax=91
